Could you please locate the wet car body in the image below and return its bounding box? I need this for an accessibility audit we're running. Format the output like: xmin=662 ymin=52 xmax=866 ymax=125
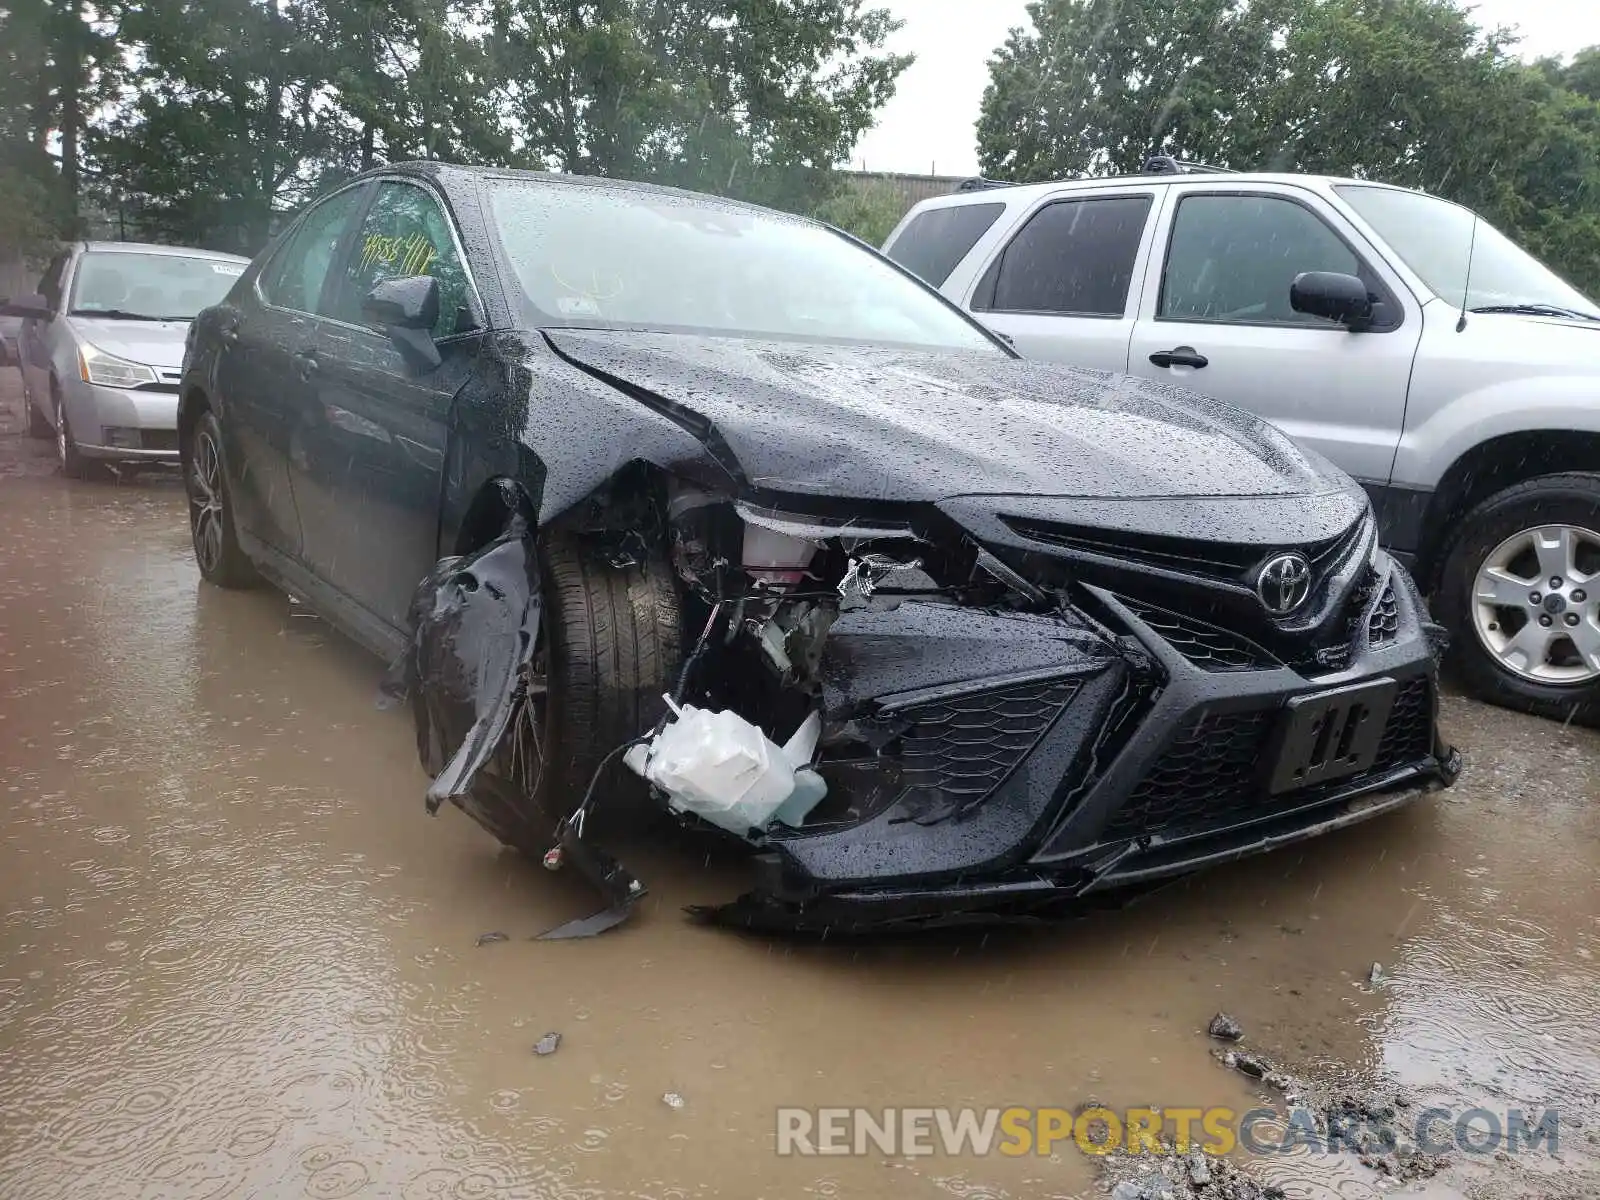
xmin=180 ymin=162 xmax=1459 ymax=933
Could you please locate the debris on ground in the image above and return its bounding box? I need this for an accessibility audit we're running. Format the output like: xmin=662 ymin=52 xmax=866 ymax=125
xmin=475 ymin=931 xmax=510 ymax=946
xmin=1100 ymin=1141 xmax=1287 ymax=1200
xmin=533 ymin=1031 xmax=561 ymax=1056
xmin=1207 ymin=1012 xmax=1245 ymax=1041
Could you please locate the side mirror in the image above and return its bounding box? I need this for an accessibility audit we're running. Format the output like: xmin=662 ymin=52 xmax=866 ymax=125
xmin=362 ymin=276 xmax=441 ymax=370
xmin=1291 ymin=272 xmax=1375 ymax=330
xmin=363 ymin=276 xmax=439 ymax=330
xmin=0 ymin=293 xmax=51 ymax=320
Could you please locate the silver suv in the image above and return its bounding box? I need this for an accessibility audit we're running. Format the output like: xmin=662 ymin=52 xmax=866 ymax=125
xmin=4 ymin=241 xmax=249 ymax=475
xmin=885 ymin=163 xmax=1600 ymax=723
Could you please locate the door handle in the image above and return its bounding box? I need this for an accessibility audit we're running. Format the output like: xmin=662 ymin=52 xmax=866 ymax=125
xmin=293 ymin=349 xmax=319 ymax=379
xmin=1149 ymin=346 xmax=1209 ymax=370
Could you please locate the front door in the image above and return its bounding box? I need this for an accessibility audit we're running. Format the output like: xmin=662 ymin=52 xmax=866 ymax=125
xmin=216 ymin=185 xmax=368 ymax=557
xmin=292 ymin=179 xmax=484 ymax=633
xmin=1126 ymin=186 xmax=1423 ymax=489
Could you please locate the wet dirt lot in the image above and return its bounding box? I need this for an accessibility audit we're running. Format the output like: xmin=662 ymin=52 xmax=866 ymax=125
xmin=1 ymin=370 xmax=1597 ymax=1200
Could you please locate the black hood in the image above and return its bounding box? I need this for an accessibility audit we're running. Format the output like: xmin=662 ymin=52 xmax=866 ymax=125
xmin=541 ymin=330 xmax=1356 ymax=507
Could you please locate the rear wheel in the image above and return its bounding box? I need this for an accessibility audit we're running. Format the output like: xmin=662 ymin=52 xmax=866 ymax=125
xmin=1437 ymin=473 xmax=1600 ymax=725
xmin=185 ymin=409 xmax=259 ymax=588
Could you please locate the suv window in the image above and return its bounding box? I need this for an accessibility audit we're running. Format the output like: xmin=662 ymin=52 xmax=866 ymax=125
xmin=887 ymin=203 xmax=1005 ymax=287
xmin=1161 ymin=194 xmax=1361 ymax=326
xmin=976 ymin=195 xmax=1152 ymax=317
xmin=260 ymin=187 xmax=364 ymax=313
xmin=329 ymin=182 xmax=473 ymax=339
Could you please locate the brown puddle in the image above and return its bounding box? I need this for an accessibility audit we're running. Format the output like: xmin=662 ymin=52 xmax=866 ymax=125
xmin=1 ymin=454 xmax=1597 ymax=1198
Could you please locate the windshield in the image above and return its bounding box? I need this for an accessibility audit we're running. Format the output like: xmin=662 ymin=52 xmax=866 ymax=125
xmin=1337 ymin=185 xmax=1600 ymax=319
xmin=485 ymin=181 xmax=1003 ymax=353
xmin=69 ymin=251 xmax=246 ymax=320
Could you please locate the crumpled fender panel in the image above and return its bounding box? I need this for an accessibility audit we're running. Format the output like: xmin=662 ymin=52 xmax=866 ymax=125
xmin=380 ymin=509 xmax=645 ymax=936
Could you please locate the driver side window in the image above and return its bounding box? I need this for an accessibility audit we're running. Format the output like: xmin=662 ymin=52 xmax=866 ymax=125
xmin=1160 ymin=194 xmax=1361 ymax=326
xmin=328 ymin=182 xmax=472 ymax=339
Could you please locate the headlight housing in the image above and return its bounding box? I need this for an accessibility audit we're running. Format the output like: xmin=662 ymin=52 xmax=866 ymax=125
xmin=78 ymin=342 xmax=158 ymax=388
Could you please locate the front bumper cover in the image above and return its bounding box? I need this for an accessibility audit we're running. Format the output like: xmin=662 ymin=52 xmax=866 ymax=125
xmin=701 ymin=558 xmax=1459 ymax=933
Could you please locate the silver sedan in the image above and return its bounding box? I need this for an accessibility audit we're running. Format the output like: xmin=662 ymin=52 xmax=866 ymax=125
xmin=4 ymin=241 xmax=249 ymax=476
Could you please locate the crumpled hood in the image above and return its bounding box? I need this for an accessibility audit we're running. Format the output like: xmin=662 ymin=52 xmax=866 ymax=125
xmin=68 ymin=316 xmax=190 ymax=369
xmin=541 ymin=330 xmax=1351 ymax=503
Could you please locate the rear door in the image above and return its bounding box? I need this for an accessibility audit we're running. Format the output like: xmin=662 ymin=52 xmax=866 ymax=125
xmin=293 ymin=178 xmax=485 ymax=633
xmin=959 ymin=186 xmax=1165 ymax=372
xmin=1126 ymin=184 xmax=1422 ymax=488
xmin=216 ymin=184 xmax=368 ymax=557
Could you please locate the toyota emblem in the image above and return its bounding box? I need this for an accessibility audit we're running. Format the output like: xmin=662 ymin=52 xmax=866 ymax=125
xmin=1257 ymin=553 xmax=1312 ymax=615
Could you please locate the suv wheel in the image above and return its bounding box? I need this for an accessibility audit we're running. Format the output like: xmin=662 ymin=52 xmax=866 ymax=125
xmin=185 ymin=409 xmax=258 ymax=588
xmin=1438 ymin=473 xmax=1600 ymax=725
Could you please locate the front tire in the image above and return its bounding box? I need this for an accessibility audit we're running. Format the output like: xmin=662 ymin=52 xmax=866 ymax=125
xmin=1437 ymin=473 xmax=1600 ymax=725
xmin=54 ymin=387 xmax=102 ymax=480
xmin=185 ymin=409 xmax=259 ymax=588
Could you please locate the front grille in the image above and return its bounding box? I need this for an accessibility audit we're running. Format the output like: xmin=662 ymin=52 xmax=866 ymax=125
xmin=891 ymin=677 xmax=1082 ymax=799
xmin=1102 ymin=675 xmax=1435 ymax=840
xmin=139 ymin=429 xmax=179 ymax=452
xmin=1368 ymin=584 xmax=1399 ymax=646
xmin=1002 ymin=516 xmax=1359 ymax=585
xmin=1118 ymin=597 xmax=1277 ymax=671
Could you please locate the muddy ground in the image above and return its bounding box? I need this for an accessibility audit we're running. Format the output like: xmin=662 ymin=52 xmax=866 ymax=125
xmin=0 ymin=367 xmax=1596 ymax=1200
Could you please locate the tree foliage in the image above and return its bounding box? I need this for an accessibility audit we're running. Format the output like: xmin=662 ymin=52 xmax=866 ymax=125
xmin=1 ymin=0 xmax=909 ymax=255
xmin=978 ymin=0 xmax=1600 ymax=297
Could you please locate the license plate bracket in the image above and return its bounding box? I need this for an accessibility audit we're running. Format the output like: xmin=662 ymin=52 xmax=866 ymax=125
xmin=1269 ymin=678 xmax=1396 ymax=795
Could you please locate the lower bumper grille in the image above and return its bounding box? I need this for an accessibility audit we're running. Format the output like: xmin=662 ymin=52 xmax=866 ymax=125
xmin=892 ymin=677 xmax=1082 ymax=800
xmin=1103 ymin=674 xmax=1434 ymax=840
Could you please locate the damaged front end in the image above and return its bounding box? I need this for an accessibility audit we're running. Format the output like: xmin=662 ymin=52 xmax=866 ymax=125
xmin=391 ymin=473 xmax=1458 ymax=937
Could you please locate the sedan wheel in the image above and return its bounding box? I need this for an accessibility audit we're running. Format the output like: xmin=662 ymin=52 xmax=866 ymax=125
xmin=53 ymin=392 xmax=98 ymax=480
xmin=1438 ymin=472 xmax=1600 ymax=726
xmin=185 ymin=410 xmax=258 ymax=589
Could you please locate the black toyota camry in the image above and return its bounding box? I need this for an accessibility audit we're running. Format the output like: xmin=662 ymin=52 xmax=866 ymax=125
xmin=180 ymin=161 xmax=1459 ymax=934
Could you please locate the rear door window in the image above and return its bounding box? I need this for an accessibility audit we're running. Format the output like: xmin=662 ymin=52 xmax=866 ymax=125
xmin=885 ymin=203 xmax=1006 ymax=286
xmin=975 ymin=195 xmax=1153 ymax=317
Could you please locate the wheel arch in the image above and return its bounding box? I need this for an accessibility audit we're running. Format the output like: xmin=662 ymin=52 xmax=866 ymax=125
xmin=177 ymin=385 xmax=210 ymax=464
xmin=1416 ymin=430 xmax=1600 ymax=590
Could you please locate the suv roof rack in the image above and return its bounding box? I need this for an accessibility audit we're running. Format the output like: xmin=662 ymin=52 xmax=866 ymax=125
xmin=1141 ymin=155 xmax=1238 ymax=176
xmin=955 ymin=176 xmax=1015 ymax=192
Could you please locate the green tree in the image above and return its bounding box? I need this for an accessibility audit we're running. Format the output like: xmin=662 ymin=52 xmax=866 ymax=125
xmin=487 ymin=1 xmax=911 ymax=209
xmin=809 ymin=176 xmax=908 ymax=245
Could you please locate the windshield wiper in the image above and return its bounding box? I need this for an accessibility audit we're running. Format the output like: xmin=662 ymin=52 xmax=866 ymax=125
xmin=71 ymin=308 xmax=172 ymax=321
xmin=1470 ymin=303 xmax=1600 ymax=321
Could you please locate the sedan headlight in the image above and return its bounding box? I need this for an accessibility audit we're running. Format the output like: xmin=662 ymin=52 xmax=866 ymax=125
xmin=78 ymin=342 xmax=158 ymax=388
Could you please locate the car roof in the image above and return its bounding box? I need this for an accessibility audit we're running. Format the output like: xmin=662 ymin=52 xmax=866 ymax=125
xmin=914 ymin=172 xmax=1429 ymax=210
xmin=365 ymin=160 xmax=795 ymax=220
xmin=78 ymin=241 xmax=251 ymax=262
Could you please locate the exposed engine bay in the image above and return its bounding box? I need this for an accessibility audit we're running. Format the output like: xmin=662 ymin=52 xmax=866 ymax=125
xmin=386 ymin=470 xmax=1459 ymax=938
